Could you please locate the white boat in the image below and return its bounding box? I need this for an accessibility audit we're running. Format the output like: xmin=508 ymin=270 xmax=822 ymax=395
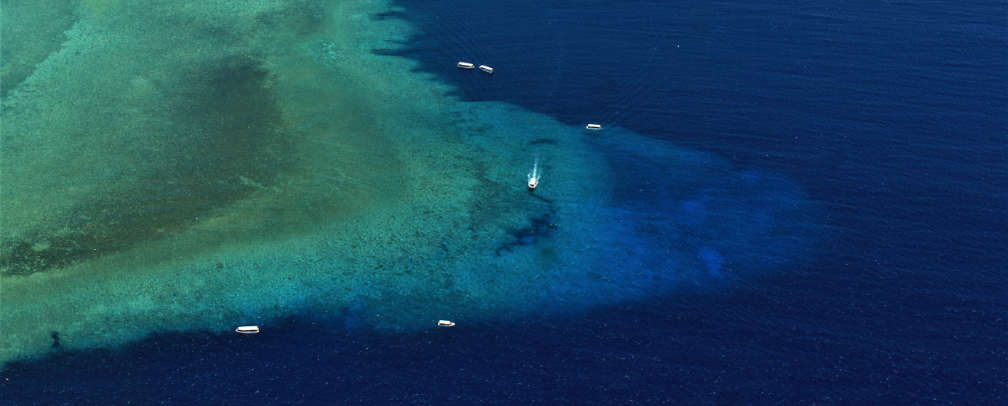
xmin=437 ymin=320 xmax=455 ymax=327
xmin=457 ymin=61 xmax=475 ymax=69
xmin=527 ymin=159 xmax=541 ymax=190
xmin=585 ymin=123 xmax=602 ymax=130
xmin=478 ymin=65 xmax=494 ymax=74
xmin=235 ymin=325 xmax=260 ymax=334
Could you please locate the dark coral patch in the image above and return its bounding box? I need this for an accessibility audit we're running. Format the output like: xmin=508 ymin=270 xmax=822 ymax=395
xmin=495 ymin=214 xmax=557 ymax=255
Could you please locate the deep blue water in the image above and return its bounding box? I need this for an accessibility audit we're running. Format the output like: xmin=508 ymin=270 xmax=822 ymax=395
xmin=4 ymin=0 xmax=1006 ymax=404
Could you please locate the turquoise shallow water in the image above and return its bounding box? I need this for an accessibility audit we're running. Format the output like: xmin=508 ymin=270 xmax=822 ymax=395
xmin=1 ymin=0 xmax=820 ymax=365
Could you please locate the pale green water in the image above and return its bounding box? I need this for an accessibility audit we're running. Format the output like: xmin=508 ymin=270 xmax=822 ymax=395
xmin=0 ymin=0 xmax=816 ymax=365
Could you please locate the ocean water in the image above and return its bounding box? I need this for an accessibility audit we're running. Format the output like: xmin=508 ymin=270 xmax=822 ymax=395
xmin=1 ymin=0 xmax=1005 ymax=404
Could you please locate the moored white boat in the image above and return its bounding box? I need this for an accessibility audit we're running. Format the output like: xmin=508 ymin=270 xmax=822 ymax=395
xmin=457 ymin=61 xmax=475 ymax=69
xmin=437 ymin=320 xmax=455 ymax=327
xmin=585 ymin=123 xmax=602 ymax=130
xmin=478 ymin=65 xmax=494 ymax=74
xmin=235 ymin=325 xmax=260 ymax=334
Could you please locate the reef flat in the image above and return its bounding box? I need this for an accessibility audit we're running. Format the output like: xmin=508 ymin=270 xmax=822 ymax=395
xmin=1 ymin=0 xmax=819 ymax=365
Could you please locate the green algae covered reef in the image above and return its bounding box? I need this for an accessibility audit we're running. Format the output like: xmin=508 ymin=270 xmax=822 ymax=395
xmin=1 ymin=0 xmax=818 ymax=365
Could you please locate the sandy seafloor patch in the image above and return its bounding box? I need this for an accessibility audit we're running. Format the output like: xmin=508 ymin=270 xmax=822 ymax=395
xmin=0 ymin=0 xmax=820 ymax=365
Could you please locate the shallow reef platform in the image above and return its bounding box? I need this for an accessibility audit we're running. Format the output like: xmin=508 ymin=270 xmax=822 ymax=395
xmin=0 ymin=0 xmax=821 ymax=365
